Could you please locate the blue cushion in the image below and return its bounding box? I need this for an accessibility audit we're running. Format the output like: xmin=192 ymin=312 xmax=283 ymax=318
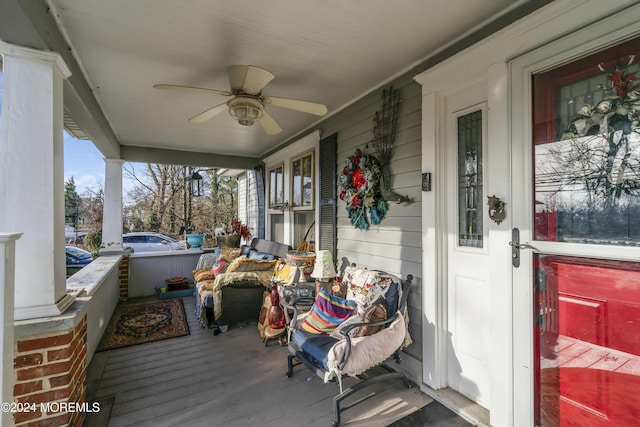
xmin=293 ymin=329 xmax=339 ymax=370
xmin=240 ymin=245 xmax=252 ymax=257
xmin=248 ymin=249 xmax=277 ymax=261
xmin=384 ymin=281 xmax=399 ymax=315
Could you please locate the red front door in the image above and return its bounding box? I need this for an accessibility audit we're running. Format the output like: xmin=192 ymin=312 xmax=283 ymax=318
xmin=532 ymin=36 xmax=640 ymax=426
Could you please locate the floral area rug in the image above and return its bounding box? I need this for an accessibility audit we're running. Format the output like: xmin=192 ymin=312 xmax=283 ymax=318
xmin=97 ymin=299 xmax=189 ymax=351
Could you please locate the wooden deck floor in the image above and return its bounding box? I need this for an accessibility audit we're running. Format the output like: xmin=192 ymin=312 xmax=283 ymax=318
xmin=84 ymin=296 xmax=432 ymax=427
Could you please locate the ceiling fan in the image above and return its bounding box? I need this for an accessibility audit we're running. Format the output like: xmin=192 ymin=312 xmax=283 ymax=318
xmin=153 ymin=65 xmax=328 ymax=135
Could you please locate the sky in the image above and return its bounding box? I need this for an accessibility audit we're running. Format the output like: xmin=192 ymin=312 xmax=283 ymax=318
xmin=64 ymin=133 xmax=106 ymax=197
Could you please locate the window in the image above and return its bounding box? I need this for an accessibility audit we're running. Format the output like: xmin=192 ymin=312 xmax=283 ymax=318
xmin=291 ymin=151 xmax=314 ymax=210
xmin=268 ymin=164 xmax=284 ymax=209
xmin=533 ymin=36 xmax=640 ymax=246
xmin=457 ymin=110 xmax=484 ymax=248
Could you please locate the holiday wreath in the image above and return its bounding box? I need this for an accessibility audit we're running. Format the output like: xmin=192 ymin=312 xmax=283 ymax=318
xmin=339 ymin=149 xmax=388 ymax=230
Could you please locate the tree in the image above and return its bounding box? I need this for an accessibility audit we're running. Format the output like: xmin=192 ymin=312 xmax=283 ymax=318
xmin=64 ymin=177 xmax=82 ymax=229
xmin=123 ymin=163 xmax=238 ymax=240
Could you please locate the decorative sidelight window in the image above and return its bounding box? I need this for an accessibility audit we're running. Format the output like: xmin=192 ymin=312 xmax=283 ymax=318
xmin=458 ymin=110 xmax=484 ymax=248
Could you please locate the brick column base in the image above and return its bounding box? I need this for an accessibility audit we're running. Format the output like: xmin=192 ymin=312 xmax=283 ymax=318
xmin=119 ymin=254 xmax=129 ymax=300
xmin=13 ymin=315 xmax=88 ymax=427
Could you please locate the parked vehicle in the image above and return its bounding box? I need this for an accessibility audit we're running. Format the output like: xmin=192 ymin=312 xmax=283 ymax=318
xmin=66 ymin=245 xmax=94 ymax=277
xmin=122 ymin=232 xmax=187 ymax=252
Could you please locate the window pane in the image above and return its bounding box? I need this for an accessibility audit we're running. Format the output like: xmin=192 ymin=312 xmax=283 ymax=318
xmin=269 ymin=165 xmax=283 ymax=207
xmin=458 ymin=110 xmax=483 ymax=248
xmin=533 ymin=47 xmax=640 ymax=246
xmin=292 ymin=159 xmax=301 ymax=207
xmin=303 ymin=154 xmax=312 ymax=206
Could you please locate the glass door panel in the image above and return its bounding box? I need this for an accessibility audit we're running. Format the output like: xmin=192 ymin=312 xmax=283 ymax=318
xmin=534 ymin=255 xmax=640 ymax=426
xmin=532 ymin=36 xmax=640 ymax=426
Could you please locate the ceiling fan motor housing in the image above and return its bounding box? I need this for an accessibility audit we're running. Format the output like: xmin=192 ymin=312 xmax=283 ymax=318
xmin=227 ymin=97 xmax=263 ymax=126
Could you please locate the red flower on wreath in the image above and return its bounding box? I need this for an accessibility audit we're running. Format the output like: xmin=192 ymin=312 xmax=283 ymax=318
xmin=352 ymin=196 xmax=361 ymax=207
xmin=352 ymin=169 xmax=366 ymax=189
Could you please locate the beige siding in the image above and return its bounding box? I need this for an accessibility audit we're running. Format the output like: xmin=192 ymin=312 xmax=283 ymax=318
xmin=317 ymin=73 xmax=424 ymax=377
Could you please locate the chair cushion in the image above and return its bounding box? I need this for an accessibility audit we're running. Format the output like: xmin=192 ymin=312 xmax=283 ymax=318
xmin=299 ymin=288 xmax=357 ymax=334
xmin=293 ymin=329 xmax=339 ymax=370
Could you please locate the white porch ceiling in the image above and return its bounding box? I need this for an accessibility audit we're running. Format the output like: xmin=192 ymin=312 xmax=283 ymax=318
xmin=1 ymin=0 xmax=544 ymax=166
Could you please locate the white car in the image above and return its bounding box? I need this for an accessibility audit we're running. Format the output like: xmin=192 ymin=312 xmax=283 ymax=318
xmin=122 ymin=232 xmax=187 ymax=252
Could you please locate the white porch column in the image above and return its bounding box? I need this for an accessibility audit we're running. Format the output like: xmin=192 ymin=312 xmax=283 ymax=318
xmin=101 ymin=158 xmax=124 ymax=253
xmin=0 ymin=42 xmax=75 ymax=320
xmin=0 ymin=233 xmax=21 ymax=427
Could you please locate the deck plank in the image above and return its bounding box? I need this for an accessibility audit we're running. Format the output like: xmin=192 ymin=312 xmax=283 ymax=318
xmin=88 ymin=296 xmax=430 ymax=427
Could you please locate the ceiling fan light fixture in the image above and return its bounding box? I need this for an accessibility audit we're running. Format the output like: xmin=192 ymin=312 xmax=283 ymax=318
xmin=227 ymin=97 xmax=263 ymax=126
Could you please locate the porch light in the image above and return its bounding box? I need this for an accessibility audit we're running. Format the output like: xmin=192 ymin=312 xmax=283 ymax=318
xmin=190 ymin=171 xmax=204 ymax=197
xmin=227 ymin=97 xmax=263 ymax=126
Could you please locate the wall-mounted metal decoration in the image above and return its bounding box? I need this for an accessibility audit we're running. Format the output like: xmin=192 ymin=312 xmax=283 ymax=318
xmin=487 ymin=195 xmax=506 ymax=225
xmin=369 ymin=87 xmax=410 ymax=204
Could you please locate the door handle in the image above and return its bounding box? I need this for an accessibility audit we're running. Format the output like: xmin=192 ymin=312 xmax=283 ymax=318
xmin=509 ymin=228 xmax=538 ymax=268
xmin=508 ymin=242 xmax=537 ymax=251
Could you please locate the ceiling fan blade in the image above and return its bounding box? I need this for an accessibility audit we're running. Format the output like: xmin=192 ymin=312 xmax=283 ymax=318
xmin=228 ymin=65 xmax=275 ymax=95
xmin=153 ymin=84 xmax=232 ymax=97
xmin=259 ymin=110 xmax=282 ymax=135
xmin=188 ymin=102 xmax=228 ymax=123
xmin=263 ymin=96 xmax=328 ymax=116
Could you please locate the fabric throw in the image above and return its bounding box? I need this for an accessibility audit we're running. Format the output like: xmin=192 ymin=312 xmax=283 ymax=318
xmin=300 ymin=288 xmax=357 ymax=334
xmin=226 ymin=256 xmax=277 ymax=273
xmin=97 ymin=299 xmax=189 ymax=351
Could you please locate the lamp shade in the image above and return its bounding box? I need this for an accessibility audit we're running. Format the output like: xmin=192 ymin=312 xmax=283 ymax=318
xmin=228 ymin=97 xmax=263 ymax=126
xmin=310 ymin=250 xmax=337 ymax=279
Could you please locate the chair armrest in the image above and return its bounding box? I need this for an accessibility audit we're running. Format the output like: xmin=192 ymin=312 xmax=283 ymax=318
xmin=281 ymin=297 xmax=315 ymax=325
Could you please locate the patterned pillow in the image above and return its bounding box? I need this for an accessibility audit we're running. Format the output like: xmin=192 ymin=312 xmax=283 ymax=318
xmin=357 ymin=299 xmax=387 ymax=337
xmin=192 ymin=268 xmax=215 ymax=282
xmin=343 ymin=266 xmax=394 ymax=316
xmin=210 ymin=258 xmax=229 ymax=276
xmin=272 ymin=259 xmax=300 ymax=285
xmin=220 ymin=247 xmax=241 ymax=262
xmin=299 ymin=288 xmax=357 ymax=334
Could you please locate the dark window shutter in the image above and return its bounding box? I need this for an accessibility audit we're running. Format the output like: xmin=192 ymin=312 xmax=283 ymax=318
xmin=319 ymin=133 xmax=337 ymax=259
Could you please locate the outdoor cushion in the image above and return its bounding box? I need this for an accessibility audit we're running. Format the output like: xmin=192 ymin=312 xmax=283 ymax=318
xmin=248 ymin=249 xmax=278 ymax=261
xmin=293 ymin=329 xmax=339 ymax=370
xmin=299 ymin=288 xmax=357 ymax=334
